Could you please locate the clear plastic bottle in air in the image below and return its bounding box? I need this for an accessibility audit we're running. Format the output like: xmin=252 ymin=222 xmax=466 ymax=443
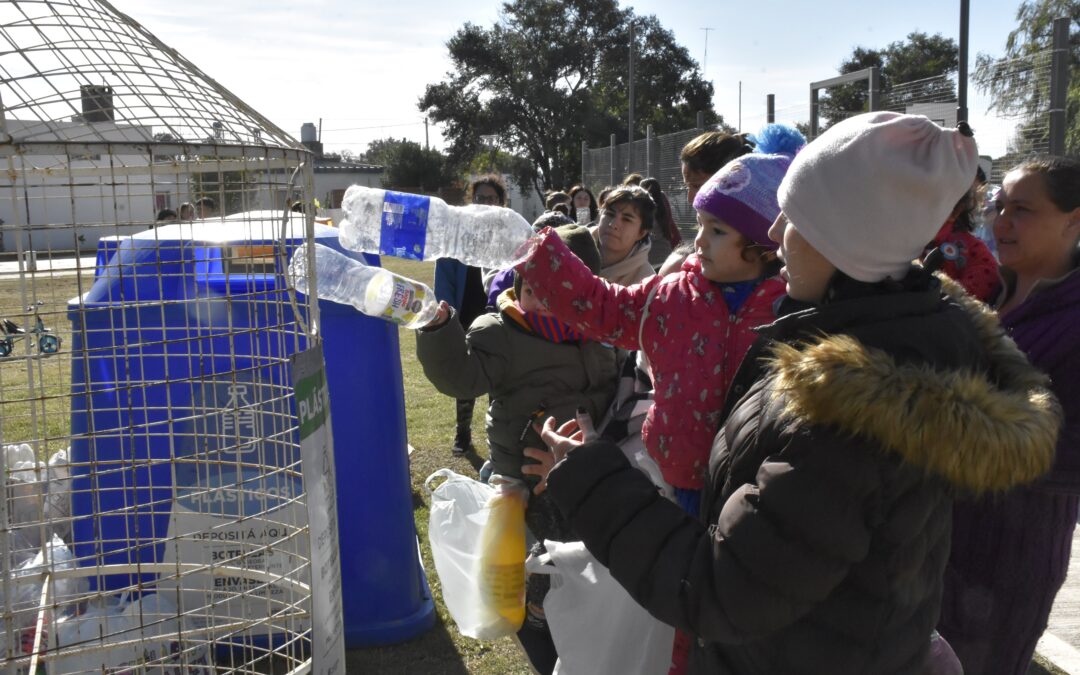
xmin=338 ymin=185 xmax=536 ymax=269
xmin=288 ymin=243 xmax=439 ymax=329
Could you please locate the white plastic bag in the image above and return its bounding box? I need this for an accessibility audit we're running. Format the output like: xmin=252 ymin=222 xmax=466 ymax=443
xmin=53 ymin=592 xmax=212 ymax=673
xmin=426 ymin=468 xmax=529 ymax=640
xmin=3 ymin=444 xmax=74 ymax=550
xmin=0 ymin=534 xmax=89 ymax=665
xmin=46 ymin=447 xmax=73 ymax=540
xmin=533 ymin=540 xmax=675 ymax=675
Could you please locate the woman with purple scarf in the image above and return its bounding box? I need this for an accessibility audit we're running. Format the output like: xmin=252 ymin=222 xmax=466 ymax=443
xmin=939 ymin=156 xmax=1080 ymax=675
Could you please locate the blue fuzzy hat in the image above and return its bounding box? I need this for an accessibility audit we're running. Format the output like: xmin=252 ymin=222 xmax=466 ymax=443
xmin=692 ymin=124 xmax=805 ymax=250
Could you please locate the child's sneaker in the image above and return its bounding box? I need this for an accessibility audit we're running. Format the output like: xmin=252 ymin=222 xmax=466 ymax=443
xmin=451 ymin=432 xmax=472 ymax=456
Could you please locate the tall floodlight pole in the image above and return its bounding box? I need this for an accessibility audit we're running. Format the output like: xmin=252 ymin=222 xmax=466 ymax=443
xmin=701 ymin=27 xmax=714 ymax=76
xmin=958 ymin=0 xmax=969 ymax=123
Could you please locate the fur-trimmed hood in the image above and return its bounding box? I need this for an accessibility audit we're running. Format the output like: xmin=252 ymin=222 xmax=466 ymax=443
xmin=766 ymin=275 xmax=1061 ymax=495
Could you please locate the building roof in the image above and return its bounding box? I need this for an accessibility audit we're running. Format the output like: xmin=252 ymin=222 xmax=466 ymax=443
xmin=313 ymin=161 xmax=383 ymax=174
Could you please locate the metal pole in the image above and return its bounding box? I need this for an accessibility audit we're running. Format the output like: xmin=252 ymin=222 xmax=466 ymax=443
xmin=646 ymin=125 xmax=657 ymax=179
xmin=1049 ymin=16 xmax=1070 ymax=156
xmin=767 ymin=94 xmax=775 ymax=124
xmin=958 ymin=0 xmax=970 ymax=123
xmin=424 ymin=117 xmax=429 ymax=150
xmin=738 ymin=81 xmax=742 ymax=131
xmin=868 ymin=67 xmax=882 ymax=111
xmin=810 ymin=86 xmax=818 ymax=138
xmin=581 ymin=140 xmax=588 ymax=190
xmin=628 ymin=21 xmax=635 ymax=152
xmin=609 ymin=133 xmax=617 ymax=187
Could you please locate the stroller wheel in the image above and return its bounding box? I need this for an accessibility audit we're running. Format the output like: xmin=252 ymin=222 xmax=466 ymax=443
xmin=38 ymin=334 xmax=60 ymax=355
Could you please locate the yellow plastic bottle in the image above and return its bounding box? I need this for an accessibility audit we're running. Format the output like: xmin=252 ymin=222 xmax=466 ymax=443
xmin=476 ymin=482 xmax=527 ymax=636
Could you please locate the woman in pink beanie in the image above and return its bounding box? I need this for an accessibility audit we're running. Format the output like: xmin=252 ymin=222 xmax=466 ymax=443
xmin=528 ymin=112 xmax=1059 ymax=675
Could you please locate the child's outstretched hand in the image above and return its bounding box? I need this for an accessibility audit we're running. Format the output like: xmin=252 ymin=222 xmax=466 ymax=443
xmin=522 ymin=417 xmax=584 ymax=495
xmin=420 ymin=300 xmax=451 ymax=330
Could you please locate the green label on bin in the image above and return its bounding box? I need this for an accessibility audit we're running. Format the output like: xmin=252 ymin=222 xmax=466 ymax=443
xmin=296 ymin=360 xmax=329 ymax=441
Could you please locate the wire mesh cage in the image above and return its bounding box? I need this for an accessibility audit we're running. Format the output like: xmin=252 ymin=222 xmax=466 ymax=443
xmin=0 ymin=1 xmax=322 ymax=672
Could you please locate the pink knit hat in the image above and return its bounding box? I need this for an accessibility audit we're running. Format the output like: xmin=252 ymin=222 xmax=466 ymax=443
xmin=778 ymin=112 xmax=979 ymax=282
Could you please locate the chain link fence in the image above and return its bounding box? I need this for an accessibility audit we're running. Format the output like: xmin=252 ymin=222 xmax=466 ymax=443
xmin=581 ymin=127 xmax=706 ymax=241
xmin=971 ymin=48 xmax=1057 ymax=182
xmin=584 ymin=33 xmax=1068 ymax=228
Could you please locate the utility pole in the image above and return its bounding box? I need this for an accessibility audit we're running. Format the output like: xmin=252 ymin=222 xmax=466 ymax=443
xmin=700 ymin=27 xmax=714 ymax=76
xmin=628 ymin=20 xmax=635 ymax=152
xmin=1049 ymin=16 xmax=1070 ymax=155
xmin=424 ymin=117 xmax=429 ymax=150
xmin=957 ymin=0 xmax=969 ymax=123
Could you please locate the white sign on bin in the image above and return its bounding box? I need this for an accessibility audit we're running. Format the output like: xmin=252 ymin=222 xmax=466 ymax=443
xmin=157 ymin=366 xmax=310 ymax=640
xmin=293 ymin=345 xmax=346 ymax=675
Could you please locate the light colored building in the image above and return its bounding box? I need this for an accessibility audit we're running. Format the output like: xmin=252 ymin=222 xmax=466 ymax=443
xmin=0 ymin=117 xmax=191 ymax=253
xmin=297 ymin=122 xmax=384 ymax=209
xmin=906 ymin=102 xmax=958 ymax=129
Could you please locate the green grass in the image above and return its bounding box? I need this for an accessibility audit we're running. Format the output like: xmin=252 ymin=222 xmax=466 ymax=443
xmin=0 ymin=270 xmax=87 ymax=456
xmin=0 ymin=257 xmax=530 ymax=674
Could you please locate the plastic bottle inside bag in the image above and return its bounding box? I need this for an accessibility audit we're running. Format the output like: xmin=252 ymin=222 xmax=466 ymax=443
xmin=476 ymin=478 xmax=527 ymax=635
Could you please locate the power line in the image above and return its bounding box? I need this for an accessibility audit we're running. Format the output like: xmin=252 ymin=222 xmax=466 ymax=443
xmin=321 ymin=120 xmax=426 ymax=133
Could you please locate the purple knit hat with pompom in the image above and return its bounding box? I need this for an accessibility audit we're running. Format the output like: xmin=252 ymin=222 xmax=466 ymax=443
xmin=692 ymin=124 xmax=805 ymax=250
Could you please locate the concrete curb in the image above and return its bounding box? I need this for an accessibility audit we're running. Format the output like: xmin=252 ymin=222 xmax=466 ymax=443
xmin=1034 ymin=632 xmax=1080 ymax=675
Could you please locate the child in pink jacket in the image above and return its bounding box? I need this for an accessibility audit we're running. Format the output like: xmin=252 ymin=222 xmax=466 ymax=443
xmin=518 ymin=126 xmax=804 ymax=514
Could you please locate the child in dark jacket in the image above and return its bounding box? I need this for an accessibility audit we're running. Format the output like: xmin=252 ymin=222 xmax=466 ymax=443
xmin=417 ymin=223 xmax=617 ymax=674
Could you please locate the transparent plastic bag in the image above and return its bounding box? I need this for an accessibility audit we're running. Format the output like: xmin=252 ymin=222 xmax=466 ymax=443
xmin=0 ymin=534 xmax=89 ymax=662
xmin=425 ymin=469 xmax=529 ymax=639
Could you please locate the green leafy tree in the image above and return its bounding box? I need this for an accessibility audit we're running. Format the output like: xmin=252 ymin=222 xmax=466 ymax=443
xmin=467 ymin=147 xmax=538 ymax=197
xmin=419 ymin=0 xmax=721 ymax=195
xmin=820 ymin=32 xmax=958 ymax=128
xmin=974 ymin=0 xmax=1080 ymax=154
xmin=365 ymin=137 xmax=454 ymax=192
xmin=362 ymin=137 xmax=404 ymax=166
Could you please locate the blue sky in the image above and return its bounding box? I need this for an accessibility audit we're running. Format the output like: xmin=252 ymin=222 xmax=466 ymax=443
xmin=111 ymin=0 xmax=1026 ymax=157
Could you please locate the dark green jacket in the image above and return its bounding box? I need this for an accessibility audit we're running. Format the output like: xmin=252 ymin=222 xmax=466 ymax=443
xmin=416 ymin=290 xmax=617 ymax=484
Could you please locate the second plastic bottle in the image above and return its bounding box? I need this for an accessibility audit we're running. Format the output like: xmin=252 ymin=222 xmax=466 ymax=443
xmin=288 ymin=243 xmax=438 ymax=329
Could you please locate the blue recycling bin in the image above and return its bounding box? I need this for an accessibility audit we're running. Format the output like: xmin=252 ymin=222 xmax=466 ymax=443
xmin=68 ymin=218 xmax=434 ymax=647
